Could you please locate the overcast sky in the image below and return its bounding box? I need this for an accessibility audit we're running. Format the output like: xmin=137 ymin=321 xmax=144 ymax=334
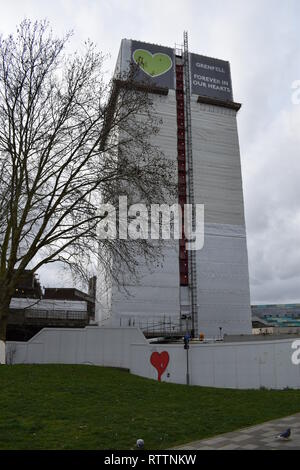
xmin=1 ymin=0 xmax=299 ymax=304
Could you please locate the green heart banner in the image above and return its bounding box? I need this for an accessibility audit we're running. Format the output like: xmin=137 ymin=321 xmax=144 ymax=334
xmin=133 ymin=49 xmax=173 ymax=78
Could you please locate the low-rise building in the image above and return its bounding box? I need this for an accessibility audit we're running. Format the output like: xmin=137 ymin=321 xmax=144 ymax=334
xmin=7 ymin=276 xmax=95 ymax=340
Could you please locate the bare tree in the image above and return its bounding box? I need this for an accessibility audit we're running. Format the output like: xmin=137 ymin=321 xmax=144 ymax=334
xmin=0 ymin=19 xmax=176 ymax=341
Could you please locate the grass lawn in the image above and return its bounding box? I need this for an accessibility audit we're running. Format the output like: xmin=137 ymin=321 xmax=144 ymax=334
xmin=1 ymin=364 xmax=300 ymax=449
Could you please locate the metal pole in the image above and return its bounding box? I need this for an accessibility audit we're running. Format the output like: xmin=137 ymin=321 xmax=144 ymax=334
xmin=186 ymin=347 xmax=190 ymax=385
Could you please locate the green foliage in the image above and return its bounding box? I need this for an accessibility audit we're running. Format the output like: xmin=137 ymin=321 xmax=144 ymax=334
xmin=0 ymin=365 xmax=300 ymax=449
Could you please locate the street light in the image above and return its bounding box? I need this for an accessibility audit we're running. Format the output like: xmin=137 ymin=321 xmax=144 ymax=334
xmin=181 ymin=313 xmax=192 ymax=386
xmin=184 ymin=333 xmax=190 ymax=385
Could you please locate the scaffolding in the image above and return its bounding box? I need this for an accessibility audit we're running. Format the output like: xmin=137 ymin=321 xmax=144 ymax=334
xmin=183 ymin=31 xmax=198 ymax=336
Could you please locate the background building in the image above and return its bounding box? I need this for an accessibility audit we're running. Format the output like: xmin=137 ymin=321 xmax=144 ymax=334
xmin=96 ymin=35 xmax=252 ymax=338
xmin=7 ymin=273 xmax=95 ymax=341
xmin=252 ymin=304 xmax=300 ymax=320
xmin=252 ymin=304 xmax=300 ymax=332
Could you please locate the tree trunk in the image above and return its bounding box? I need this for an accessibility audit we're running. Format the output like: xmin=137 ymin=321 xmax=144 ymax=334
xmin=0 ymin=314 xmax=8 ymax=342
xmin=0 ymin=285 xmax=13 ymax=342
xmin=0 ymin=298 xmax=11 ymax=364
xmin=0 ymin=280 xmax=15 ymax=364
xmin=0 ymin=303 xmax=9 ymax=364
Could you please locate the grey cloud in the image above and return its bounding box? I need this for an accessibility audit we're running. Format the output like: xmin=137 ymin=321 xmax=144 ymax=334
xmin=1 ymin=0 xmax=299 ymax=303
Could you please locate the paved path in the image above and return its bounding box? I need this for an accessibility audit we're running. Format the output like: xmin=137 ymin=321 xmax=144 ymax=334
xmin=174 ymin=413 xmax=300 ymax=450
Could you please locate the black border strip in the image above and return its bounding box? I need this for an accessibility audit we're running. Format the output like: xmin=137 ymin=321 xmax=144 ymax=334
xmin=197 ymin=95 xmax=242 ymax=111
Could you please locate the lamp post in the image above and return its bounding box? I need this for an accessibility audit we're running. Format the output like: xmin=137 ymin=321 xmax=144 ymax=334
xmin=219 ymin=326 xmax=223 ymax=341
xmin=184 ymin=333 xmax=190 ymax=385
xmin=181 ymin=314 xmax=192 ymax=385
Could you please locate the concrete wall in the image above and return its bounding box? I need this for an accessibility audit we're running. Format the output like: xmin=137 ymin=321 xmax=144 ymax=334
xmin=6 ymin=327 xmax=147 ymax=368
xmin=6 ymin=327 xmax=300 ymax=390
xmin=130 ymin=338 xmax=300 ymax=390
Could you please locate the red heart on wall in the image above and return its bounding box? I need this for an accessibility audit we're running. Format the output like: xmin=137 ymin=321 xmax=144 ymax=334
xmin=150 ymin=351 xmax=170 ymax=382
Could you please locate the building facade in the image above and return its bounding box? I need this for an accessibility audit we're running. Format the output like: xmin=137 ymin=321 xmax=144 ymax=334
xmin=96 ymin=37 xmax=252 ymax=338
